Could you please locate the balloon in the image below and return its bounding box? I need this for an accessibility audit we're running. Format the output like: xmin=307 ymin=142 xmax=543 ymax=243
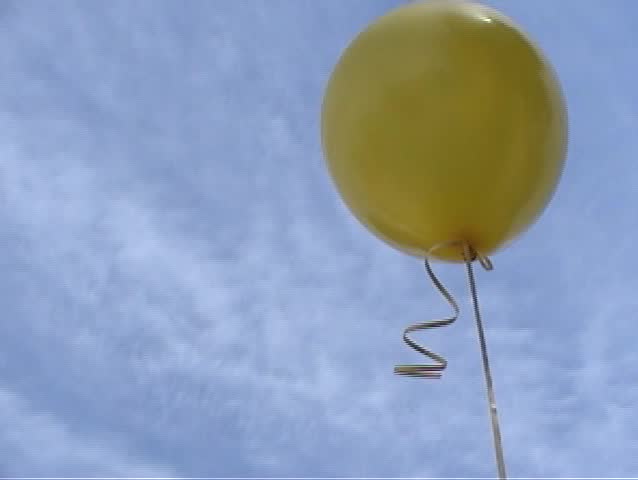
xmin=321 ymin=1 xmax=568 ymax=263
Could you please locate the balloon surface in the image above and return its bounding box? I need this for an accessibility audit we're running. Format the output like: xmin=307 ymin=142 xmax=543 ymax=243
xmin=321 ymin=1 xmax=568 ymax=262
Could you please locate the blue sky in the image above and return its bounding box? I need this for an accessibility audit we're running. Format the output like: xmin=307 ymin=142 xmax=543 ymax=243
xmin=1 ymin=0 xmax=637 ymax=477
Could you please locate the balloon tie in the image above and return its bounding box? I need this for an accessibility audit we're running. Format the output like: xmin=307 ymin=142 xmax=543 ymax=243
xmin=394 ymin=241 xmax=507 ymax=479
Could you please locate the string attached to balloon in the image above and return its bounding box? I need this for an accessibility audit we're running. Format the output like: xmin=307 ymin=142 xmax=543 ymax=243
xmin=465 ymin=247 xmax=507 ymax=480
xmin=394 ymin=241 xmax=506 ymax=478
xmin=394 ymin=241 xmax=492 ymax=379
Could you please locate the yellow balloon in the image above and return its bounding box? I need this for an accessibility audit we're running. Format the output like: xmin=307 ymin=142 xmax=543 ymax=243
xmin=321 ymin=1 xmax=568 ymax=263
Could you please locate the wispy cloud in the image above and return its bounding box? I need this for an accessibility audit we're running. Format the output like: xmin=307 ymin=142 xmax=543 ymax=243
xmin=0 ymin=387 xmax=176 ymax=476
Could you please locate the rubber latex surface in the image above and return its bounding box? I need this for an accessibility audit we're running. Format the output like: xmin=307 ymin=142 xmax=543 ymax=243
xmin=321 ymin=1 xmax=567 ymax=262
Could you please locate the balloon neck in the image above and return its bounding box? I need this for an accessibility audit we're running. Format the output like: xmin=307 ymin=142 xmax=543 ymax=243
xmin=427 ymin=240 xmax=493 ymax=270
